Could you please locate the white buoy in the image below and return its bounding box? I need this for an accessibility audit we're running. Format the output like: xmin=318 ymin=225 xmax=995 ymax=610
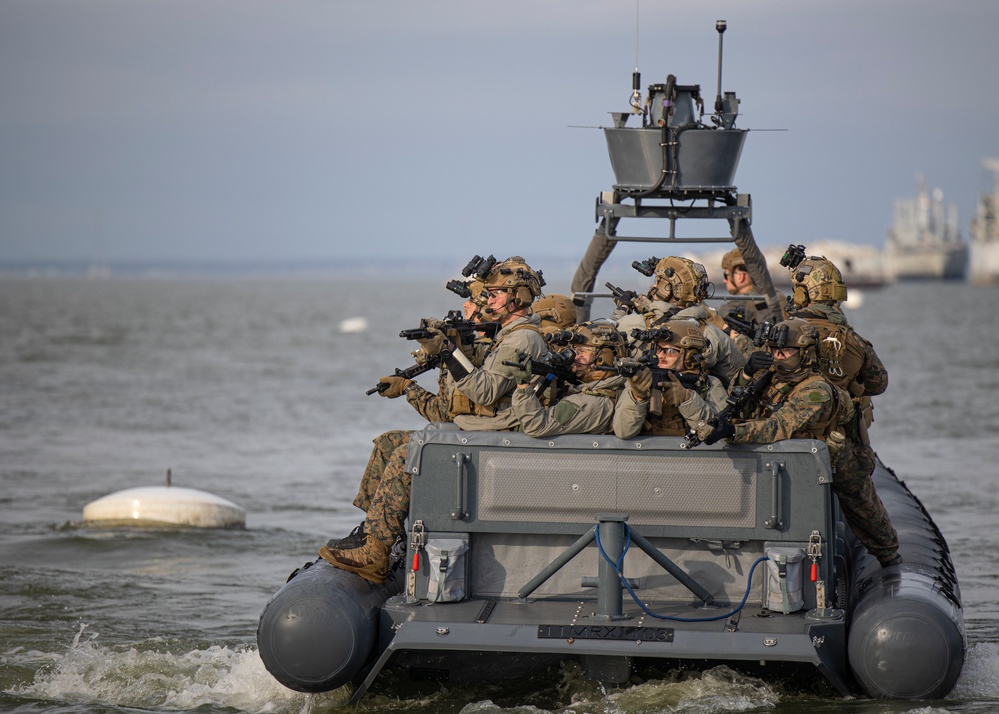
xmin=83 ymin=470 xmax=245 ymax=528
xmin=338 ymin=316 xmax=368 ymax=333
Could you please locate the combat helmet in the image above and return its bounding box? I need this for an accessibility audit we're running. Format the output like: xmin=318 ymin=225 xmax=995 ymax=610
xmin=655 ymin=319 xmax=709 ymax=372
xmin=550 ymin=320 xmax=628 ymax=370
xmin=533 ymin=294 xmax=577 ymax=334
xmin=790 ymin=256 xmax=848 ymax=307
xmin=650 ymin=256 xmax=710 ymax=307
xmin=766 ymin=318 xmax=820 ymax=372
xmin=482 ymin=256 xmax=545 ymax=310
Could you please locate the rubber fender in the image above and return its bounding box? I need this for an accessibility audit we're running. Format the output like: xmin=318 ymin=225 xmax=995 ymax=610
xmin=257 ymin=559 xmax=402 ymax=692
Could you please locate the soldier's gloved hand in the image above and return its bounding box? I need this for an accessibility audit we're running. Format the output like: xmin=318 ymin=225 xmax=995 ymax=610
xmin=704 ymin=421 xmax=735 ymax=445
xmin=613 ymin=289 xmax=639 ymax=312
xmin=507 ymin=352 xmax=534 ymax=385
xmin=744 ymin=350 xmax=774 ymax=376
xmin=628 ymin=367 xmax=653 ymax=401
xmin=416 ymin=327 xmax=448 ymax=356
xmin=659 ymin=371 xmax=690 ymax=407
xmin=377 ymin=375 xmax=413 ymax=399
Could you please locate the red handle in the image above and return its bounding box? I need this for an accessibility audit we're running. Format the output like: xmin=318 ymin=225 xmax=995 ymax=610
xmin=412 ymin=551 xmax=420 ymax=571
xmin=810 ymin=561 xmax=817 ymax=582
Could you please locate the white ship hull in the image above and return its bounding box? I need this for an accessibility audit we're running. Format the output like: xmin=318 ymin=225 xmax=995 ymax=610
xmin=969 ymin=241 xmax=999 ymax=285
xmin=884 ymin=242 xmax=968 ymax=281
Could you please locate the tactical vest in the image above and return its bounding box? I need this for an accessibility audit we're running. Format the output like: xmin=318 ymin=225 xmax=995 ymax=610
xmin=795 ymin=311 xmax=868 ymax=395
xmin=752 ymin=375 xmax=847 ymax=441
xmin=642 ymin=399 xmax=689 ymax=436
xmin=446 ymin=322 xmax=542 ymax=419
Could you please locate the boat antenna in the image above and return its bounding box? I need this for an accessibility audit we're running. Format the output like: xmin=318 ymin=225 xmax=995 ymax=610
xmin=714 ymin=19 xmax=726 ymax=115
xmin=630 ymin=0 xmax=642 ymax=112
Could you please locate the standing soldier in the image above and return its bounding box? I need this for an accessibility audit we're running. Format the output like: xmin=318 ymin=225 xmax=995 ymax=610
xmin=613 ymin=320 xmax=728 ymax=439
xmin=787 ymin=255 xmax=900 ymax=567
xmin=320 ymin=257 xmax=549 ymax=583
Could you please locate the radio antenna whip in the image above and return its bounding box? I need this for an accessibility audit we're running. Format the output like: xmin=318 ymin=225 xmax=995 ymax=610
xmin=630 ymin=0 xmax=642 ymax=112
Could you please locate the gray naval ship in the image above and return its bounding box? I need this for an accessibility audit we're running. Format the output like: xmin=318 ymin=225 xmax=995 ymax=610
xmin=257 ymin=22 xmax=965 ymax=704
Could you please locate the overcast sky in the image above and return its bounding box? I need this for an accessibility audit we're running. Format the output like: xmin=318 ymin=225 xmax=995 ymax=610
xmin=2 ymin=0 xmax=997 ymax=267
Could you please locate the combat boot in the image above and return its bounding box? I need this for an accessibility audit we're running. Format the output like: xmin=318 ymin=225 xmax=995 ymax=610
xmin=324 ymin=521 xmax=367 ymax=550
xmin=318 ymin=536 xmax=390 ymax=584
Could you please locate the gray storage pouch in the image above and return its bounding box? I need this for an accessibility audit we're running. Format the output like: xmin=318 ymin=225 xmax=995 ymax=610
xmin=426 ymin=538 xmax=469 ymax=603
xmin=764 ymin=546 xmax=805 ymax=614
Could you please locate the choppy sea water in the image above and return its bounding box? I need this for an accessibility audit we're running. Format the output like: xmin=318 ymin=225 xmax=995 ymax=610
xmin=1 ymin=276 xmax=998 ymax=714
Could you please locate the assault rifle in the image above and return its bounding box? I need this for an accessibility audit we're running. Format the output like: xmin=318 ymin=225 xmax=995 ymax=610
xmin=502 ymin=349 xmax=580 ymax=401
xmin=366 ymin=354 xmax=442 ymax=396
xmin=609 ymin=354 xmax=704 ymax=390
xmin=399 ymin=310 xmax=499 ymax=342
xmin=723 ymin=305 xmax=758 ymax=338
xmin=604 ymin=282 xmax=646 ymax=314
xmin=684 ymin=368 xmax=775 ymax=446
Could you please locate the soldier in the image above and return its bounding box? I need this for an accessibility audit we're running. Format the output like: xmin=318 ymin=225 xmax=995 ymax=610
xmin=613 ymin=320 xmax=729 ymax=439
xmin=695 ymin=318 xmax=852 ymax=446
xmin=509 ymin=321 xmax=627 ymax=436
xmin=787 ymin=255 xmax=900 ymax=567
xmin=320 ymin=257 xmax=549 ymax=583
xmin=717 ymin=248 xmax=787 ymax=356
xmin=614 ymin=255 xmax=747 ymax=387
xmin=696 ymin=318 xmax=899 ymax=566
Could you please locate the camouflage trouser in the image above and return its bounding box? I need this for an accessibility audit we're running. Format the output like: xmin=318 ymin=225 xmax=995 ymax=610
xmin=834 ymin=440 xmax=899 ymax=564
xmin=353 ymin=430 xmax=414 ymax=548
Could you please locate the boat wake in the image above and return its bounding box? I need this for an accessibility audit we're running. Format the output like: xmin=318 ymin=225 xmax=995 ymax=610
xmin=7 ymin=623 xmax=997 ymax=712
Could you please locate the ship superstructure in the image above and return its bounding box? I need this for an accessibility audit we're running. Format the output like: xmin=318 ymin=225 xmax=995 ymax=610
xmin=969 ymin=159 xmax=999 ymax=286
xmin=884 ymin=175 xmax=967 ymax=281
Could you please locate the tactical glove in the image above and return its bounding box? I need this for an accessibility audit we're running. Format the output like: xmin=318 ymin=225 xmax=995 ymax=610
xmin=659 ymin=371 xmax=690 ymax=408
xmin=613 ymin=289 xmax=640 ymax=312
xmin=377 ymin=375 xmax=413 ymax=399
xmin=744 ymin=350 xmax=774 ymax=376
xmin=416 ymin=327 xmax=448 ymax=356
xmin=628 ymin=367 xmax=653 ymax=401
xmin=704 ymin=421 xmax=735 ymax=445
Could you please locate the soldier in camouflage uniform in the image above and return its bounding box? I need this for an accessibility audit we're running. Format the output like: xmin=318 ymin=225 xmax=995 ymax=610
xmin=787 ymin=256 xmax=899 ymax=567
xmin=510 ymin=321 xmax=627 ymax=436
xmin=695 ymin=319 xmax=853 ymax=446
xmin=613 ymin=255 xmax=747 ymax=387
xmin=696 ymin=318 xmax=899 ymax=566
xmin=613 ymin=320 xmax=728 ymax=439
xmin=321 ymin=257 xmax=548 ymax=583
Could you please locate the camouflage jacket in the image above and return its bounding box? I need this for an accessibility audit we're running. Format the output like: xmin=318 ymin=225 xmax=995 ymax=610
xmin=731 ymin=373 xmax=852 ymax=444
